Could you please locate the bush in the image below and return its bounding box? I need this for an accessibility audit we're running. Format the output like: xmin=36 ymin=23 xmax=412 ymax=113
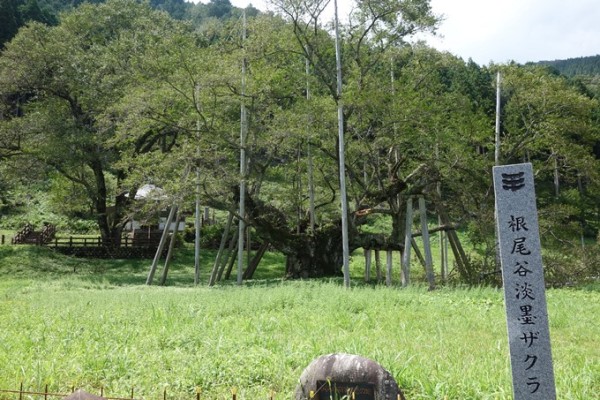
xmin=0 ymin=182 xmax=98 ymax=234
xmin=542 ymin=242 xmax=600 ymax=287
xmin=183 ymin=223 xmax=225 ymax=249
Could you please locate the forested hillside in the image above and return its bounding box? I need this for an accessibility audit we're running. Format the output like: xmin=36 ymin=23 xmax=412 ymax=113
xmin=538 ymin=55 xmax=600 ymax=76
xmin=1 ymin=0 xmax=599 ymax=284
xmin=0 ymin=0 xmax=259 ymax=48
xmin=537 ymin=55 xmax=600 ymax=96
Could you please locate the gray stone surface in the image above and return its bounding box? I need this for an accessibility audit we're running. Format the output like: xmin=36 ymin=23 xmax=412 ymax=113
xmin=493 ymin=163 xmax=556 ymax=400
xmin=294 ymin=353 xmax=405 ymax=400
xmin=63 ymin=390 xmax=106 ymax=400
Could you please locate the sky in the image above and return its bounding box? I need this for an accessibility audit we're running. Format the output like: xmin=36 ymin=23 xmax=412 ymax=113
xmin=426 ymin=0 xmax=600 ymax=65
xmin=201 ymin=0 xmax=600 ymax=65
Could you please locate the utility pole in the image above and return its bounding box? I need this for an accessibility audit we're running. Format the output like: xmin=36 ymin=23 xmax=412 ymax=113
xmin=237 ymin=10 xmax=248 ymax=286
xmin=194 ymin=84 xmax=201 ymax=285
xmin=333 ymin=0 xmax=350 ymax=288
xmin=495 ymin=71 xmax=501 ymax=165
xmin=494 ymin=71 xmax=502 ymax=271
xmin=306 ymin=55 xmax=316 ymax=233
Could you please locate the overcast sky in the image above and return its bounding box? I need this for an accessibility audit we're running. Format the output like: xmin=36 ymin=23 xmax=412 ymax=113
xmin=206 ymin=0 xmax=600 ymax=65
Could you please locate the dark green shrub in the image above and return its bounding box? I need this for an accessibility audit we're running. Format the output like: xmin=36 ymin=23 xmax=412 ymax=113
xmin=183 ymin=223 xmax=225 ymax=249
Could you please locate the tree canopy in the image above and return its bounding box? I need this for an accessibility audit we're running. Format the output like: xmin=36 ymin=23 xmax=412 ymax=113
xmin=1 ymin=0 xmax=598 ymax=283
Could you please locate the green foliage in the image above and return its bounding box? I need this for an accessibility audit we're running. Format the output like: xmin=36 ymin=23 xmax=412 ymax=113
xmin=0 ymin=182 xmax=97 ymax=233
xmin=499 ymin=64 xmax=600 ymax=249
xmin=47 ymin=172 xmax=94 ymax=218
xmin=0 ymin=0 xmax=20 ymax=48
xmin=1 ymin=0 xmax=599 ymax=283
xmin=544 ymin=245 xmax=600 ymax=287
xmin=183 ymin=222 xmax=225 ymax=249
xmin=0 ymin=0 xmax=57 ymax=48
xmin=537 ymin=55 xmax=600 ymax=78
xmin=0 ymin=0 xmax=195 ymax=243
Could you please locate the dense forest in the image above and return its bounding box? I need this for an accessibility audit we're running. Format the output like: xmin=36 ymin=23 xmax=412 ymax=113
xmin=1 ymin=0 xmax=599 ymax=285
xmin=536 ymin=55 xmax=600 ymax=97
xmin=0 ymin=0 xmax=263 ymax=49
xmin=538 ymin=55 xmax=600 ymax=77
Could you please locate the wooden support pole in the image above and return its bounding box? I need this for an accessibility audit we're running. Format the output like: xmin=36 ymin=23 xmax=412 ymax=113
xmin=243 ymin=242 xmax=269 ymax=279
xmin=159 ymin=208 xmax=182 ymax=286
xmin=209 ymin=212 xmax=233 ymax=286
xmin=401 ymin=197 xmax=413 ymax=287
xmin=146 ymin=204 xmax=177 ymax=285
xmin=224 ymin=228 xmax=240 ymax=280
xmin=439 ymin=214 xmax=447 ymax=281
xmin=374 ymin=249 xmax=382 ymax=283
xmin=411 ymin=238 xmax=426 ymax=267
xmin=434 ymin=198 xmax=473 ymax=281
xmin=386 ymin=250 xmax=393 ymax=286
xmin=194 ymin=171 xmax=201 ymax=286
xmin=218 ymin=222 xmax=239 ymax=282
xmin=418 ymin=196 xmax=435 ymax=290
xmin=447 ymin=229 xmax=471 ymax=279
xmin=247 ymin=224 xmax=252 ymax=268
xmin=364 ymin=249 xmax=371 ymax=282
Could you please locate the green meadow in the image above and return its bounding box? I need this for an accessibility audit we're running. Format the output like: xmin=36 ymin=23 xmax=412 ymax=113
xmin=0 ymin=245 xmax=598 ymax=399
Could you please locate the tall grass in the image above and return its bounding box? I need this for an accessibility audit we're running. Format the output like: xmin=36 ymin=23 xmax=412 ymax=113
xmin=0 ymin=246 xmax=598 ymax=399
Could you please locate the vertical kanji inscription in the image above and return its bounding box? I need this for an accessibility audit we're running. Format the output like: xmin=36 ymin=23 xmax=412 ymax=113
xmin=493 ymin=163 xmax=556 ymax=400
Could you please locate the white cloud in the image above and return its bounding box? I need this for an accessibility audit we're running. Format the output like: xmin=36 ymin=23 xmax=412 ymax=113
xmin=428 ymin=0 xmax=600 ymax=64
xmin=195 ymin=0 xmax=600 ymax=64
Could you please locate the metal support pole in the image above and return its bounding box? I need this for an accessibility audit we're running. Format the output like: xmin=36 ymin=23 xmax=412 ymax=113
xmin=334 ymin=0 xmax=350 ymax=288
xmin=237 ymin=10 xmax=248 ymax=286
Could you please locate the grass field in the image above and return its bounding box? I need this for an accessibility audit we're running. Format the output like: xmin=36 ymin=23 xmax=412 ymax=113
xmin=0 ymin=244 xmax=598 ymax=399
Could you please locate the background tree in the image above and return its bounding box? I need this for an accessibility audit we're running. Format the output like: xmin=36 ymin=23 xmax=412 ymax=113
xmin=0 ymin=0 xmax=57 ymax=48
xmin=1 ymin=0 xmax=597 ymax=285
xmin=500 ymin=64 xmax=600 ymax=241
xmin=0 ymin=0 xmax=188 ymax=245
xmin=0 ymin=0 xmax=20 ymax=49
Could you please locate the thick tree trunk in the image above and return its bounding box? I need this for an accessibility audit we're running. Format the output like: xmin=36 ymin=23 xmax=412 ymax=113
xmin=284 ymin=226 xmax=346 ymax=278
xmin=241 ymin=190 xmax=351 ymax=278
xmin=90 ymin=159 xmax=129 ymax=248
xmin=241 ymin=188 xmax=411 ymax=279
xmin=91 ymin=159 xmax=113 ymax=246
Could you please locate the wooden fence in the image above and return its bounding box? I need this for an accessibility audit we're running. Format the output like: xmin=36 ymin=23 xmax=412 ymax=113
xmin=11 ymin=224 xmax=56 ymax=245
xmin=3 ymin=231 xmax=170 ymax=259
xmin=48 ymin=236 xmax=160 ymax=248
xmin=46 ymin=236 xmax=167 ymax=259
xmin=0 ymin=385 xmax=277 ymax=400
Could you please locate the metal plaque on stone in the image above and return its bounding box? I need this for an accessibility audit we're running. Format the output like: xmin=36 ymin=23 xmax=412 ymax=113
xmin=316 ymin=381 xmax=375 ymax=400
xmin=493 ymin=163 xmax=556 ymax=400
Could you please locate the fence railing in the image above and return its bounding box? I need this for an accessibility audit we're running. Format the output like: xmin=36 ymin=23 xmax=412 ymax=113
xmin=0 ymin=384 xmax=138 ymax=400
xmin=10 ymin=224 xmax=56 ymax=245
xmin=46 ymin=235 xmax=169 ymax=259
xmin=0 ymin=385 xmax=278 ymax=400
xmin=48 ymin=236 xmax=161 ymax=248
xmin=11 ymin=223 xmax=34 ymax=245
xmin=40 ymin=224 xmax=56 ymax=244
